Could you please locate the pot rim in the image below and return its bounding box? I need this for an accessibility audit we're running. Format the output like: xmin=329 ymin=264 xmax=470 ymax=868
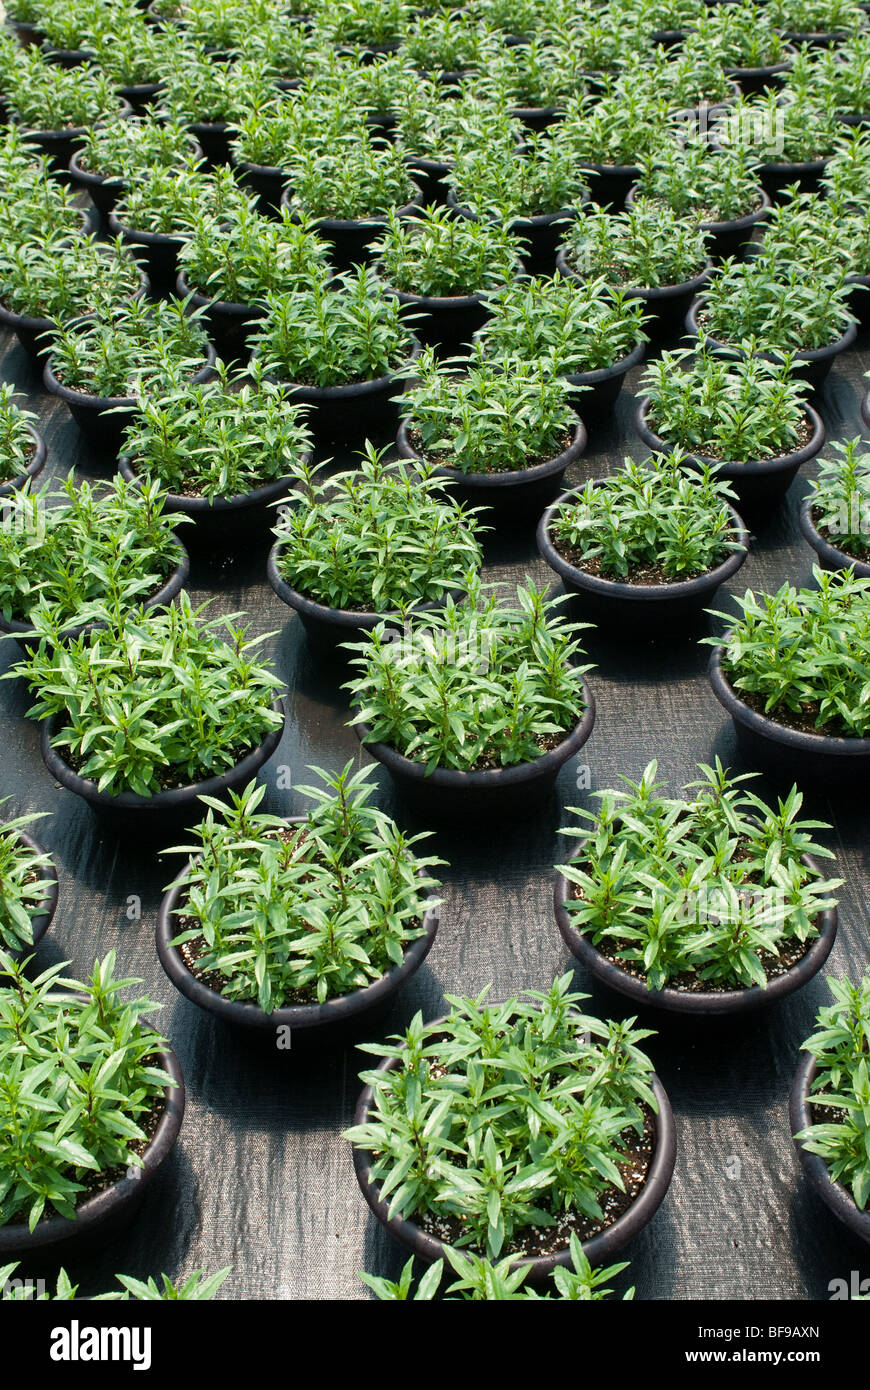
xmin=1 ymin=826 xmax=58 ymax=965
xmin=267 ymin=541 xmax=468 ymax=629
xmin=0 ymin=1046 xmax=184 ymax=1256
xmin=43 ymin=340 xmax=216 ymax=409
xmin=117 ymin=452 xmax=305 ymax=513
xmin=554 ymin=246 xmax=712 ymax=301
xmin=279 ymin=185 xmax=424 ymax=232
xmin=156 ymin=839 xmax=440 ymax=1031
xmin=261 ymin=336 xmax=422 ymax=402
xmin=395 ymin=417 xmax=587 ymax=489
xmin=625 ymin=181 xmax=771 ymax=232
xmin=554 ymin=866 xmax=838 ymax=1015
xmin=41 ymin=695 xmax=286 ymax=812
xmin=351 ymin=1030 xmax=676 ymax=1275
xmin=636 ymin=395 xmax=826 ymax=475
xmin=538 ymin=486 xmax=749 ymax=601
xmin=790 ymin=1050 xmax=870 ymax=1244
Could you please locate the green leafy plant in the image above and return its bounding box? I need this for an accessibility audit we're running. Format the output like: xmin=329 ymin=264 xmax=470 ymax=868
xmin=757 ymin=187 xmax=870 ymax=278
xmin=561 ymin=199 xmax=708 ymax=288
xmin=398 ymin=345 xmax=577 ymax=475
xmin=120 ymin=359 xmax=312 ymax=502
xmin=558 ymin=86 xmax=678 ymax=167
xmin=632 ymin=137 xmax=764 ymax=225
xmin=251 ymin=265 xmax=416 ymax=387
xmin=90 ymin=14 xmax=181 ymax=89
xmin=0 ymin=383 xmax=40 ymax=484
xmin=152 ymin=0 xmax=276 ymax=52
xmin=0 ymin=472 xmax=185 ymax=631
xmin=807 ymin=437 xmax=870 ymax=559
xmin=614 ymin=43 xmax=736 ymax=109
xmin=794 ymin=971 xmax=870 ymax=1211
xmin=230 ymin=89 xmax=365 ymax=171
xmin=166 ymin=765 xmax=441 ymax=1011
xmin=114 ymin=162 xmax=251 ymax=237
xmin=395 ymin=85 xmax=523 ymax=165
xmin=477 ymin=272 xmax=647 ymax=373
xmin=784 ymin=34 xmax=870 ymax=118
xmin=0 ymin=235 xmax=142 ymax=323
xmin=4 ymin=49 xmax=118 ymax=130
xmin=560 ymin=759 xmax=840 ymax=991
xmin=822 ymin=126 xmax=870 ymax=206
xmin=0 ymin=162 xmax=90 ymax=245
xmin=0 ymin=805 xmax=52 ymax=954
xmin=0 ymin=951 xmax=175 ymax=1231
xmin=315 ymin=0 xmax=409 ymax=47
xmin=470 ymin=33 xmax=589 ymax=108
xmin=344 ymin=973 xmax=657 ymax=1258
xmin=0 ymin=1263 xmax=230 ymax=1300
xmin=690 ymin=1 xmax=791 ymax=67
xmin=714 ymin=90 xmax=844 ymax=164
xmin=77 ymin=114 xmax=200 ymax=179
xmin=766 ymin=0 xmax=866 ymax=32
xmin=403 ymin=11 xmax=491 ymax=73
xmin=273 ymin=443 xmax=483 ymax=612
xmin=446 ymin=132 xmax=590 ymax=220
xmin=700 ymin=254 xmax=855 ymax=351
xmin=235 ymin=15 xmax=325 ymax=83
xmin=30 ymin=0 xmax=138 ymax=52
xmin=8 ymin=593 xmax=284 ymax=796
xmin=306 ymin=50 xmax=419 ymax=119
xmin=46 ymin=296 xmax=210 ymax=397
xmin=284 ymin=139 xmax=417 ymax=221
xmin=177 ymin=203 xmax=331 ymax=303
xmin=343 ymin=577 xmax=591 ymax=771
xmin=361 ymin=1237 xmax=634 ymax=1300
xmin=550 ymin=452 xmax=740 ymax=582
xmin=639 ymin=342 xmax=810 ymax=461
xmin=371 ymin=205 xmax=522 ymax=297
xmin=706 ymin=567 xmax=870 ymax=738
xmin=158 ymin=45 xmax=268 ymax=124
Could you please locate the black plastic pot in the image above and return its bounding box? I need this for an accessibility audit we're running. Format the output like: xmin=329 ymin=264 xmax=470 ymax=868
xmin=862 ymin=386 xmax=870 ymax=432
xmin=117 ymin=455 xmax=299 ymax=551
xmin=187 ymin=119 xmax=235 ymax=167
xmin=561 ymin=339 xmax=646 ymax=421
xmin=268 ymin=342 xmax=421 ymax=446
xmin=799 ymin=496 xmax=870 ymax=579
xmin=624 ymin=183 xmax=771 ymax=260
xmin=396 ymin=418 xmax=587 ymax=520
xmin=40 ymin=696 xmax=286 ymax=832
xmin=233 ymin=158 xmax=288 ymax=213
xmin=725 ymin=51 xmax=795 ymax=95
xmin=781 ymin=28 xmax=851 ymax=46
xmin=108 ymin=211 xmax=186 ymax=289
xmin=385 ymin=283 xmax=494 ymax=355
xmin=43 ymin=343 xmax=216 ymax=453
xmin=556 ymin=247 xmax=713 ymax=340
xmin=683 ymin=296 xmax=857 ymax=392
xmin=758 ymin=154 xmax=831 ymax=199
xmin=447 ymin=190 xmax=578 ymax=275
xmin=0 ymin=535 xmax=189 ymax=650
xmin=790 ymin=1051 xmax=870 ymax=1247
xmin=175 ymin=269 xmax=265 ymax=363
xmin=280 ymin=186 xmax=423 ymax=268
xmin=846 ymin=270 xmax=870 ymax=324
xmin=156 ymin=841 xmax=440 ymax=1039
xmin=1 ymin=829 xmax=58 ymax=970
xmin=352 ymin=684 xmax=595 ymax=824
xmin=0 ymin=422 xmax=47 ymax=498
xmin=67 ymin=148 xmax=126 ymax=217
xmin=635 ymin=395 xmax=826 ymax=517
xmin=508 ymin=103 xmax=565 ymax=132
xmin=42 ymin=44 xmax=94 ymax=67
xmin=554 ymin=867 xmax=838 ymax=1016
xmin=538 ymin=486 xmax=749 ymax=635
xmin=709 ymin=645 xmax=870 ymax=791
xmin=579 ymin=161 xmax=641 ymax=211
xmin=117 ymin=80 xmax=163 ymax=115
xmin=402 ymin=153 xmax=451 ymax=205
xmin=267 ymin=541 xmax=466 ymax=658
xmin=0 ymin=1047 xmax=184 ymax=1262
xmin=21 ymin=123 xmax=90 ymax=172
xmin=351 ymin=1038 xmax=675 ymax=1281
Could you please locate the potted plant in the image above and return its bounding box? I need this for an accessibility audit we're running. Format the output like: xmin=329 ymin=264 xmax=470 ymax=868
xmin=790 ymin=972 xmax=870 ymax=1245
xmin=3 ymin=49 xmax=126 ymax=168
xmin=617 ymin=43 xmax=740 ymax=115
xmin=538 ymin=452 xmax=748 ymax=633
xmin=234 ymin=15 xmax=324 ymax=94
xmin=800 ymin=437 xmax=870 ymax=578
xmin=626 ymin=138 xmax=770 ymax=259
xmin=0 ymin=950 xmax=184 ymax=1261
xmin=0 ymin=805 xmax=56 ymax=966
xmin=474 ymin=272 xmax=647 ymax=420
xmin=314 ymin=0 xmax=409 ymax=53
xmin=557 ymin=757 xmax=841 ymax=1016
xmin=6 ymin=593 xmax=286 ymax=830
xmin=370 ymin=205 xmax=524 ymax=353
xmin=394 ymin=86 xmax=523 ymax=205
xmin=822 ymin=124 xmax=870 ymax=206
xmin=557 ymin=85 xmax=678 ymax=209
xmin=279 ymin=138 xmax=421 ymax=267
xmin=229 ymin=88 xmax=366 ymax=213
xmin=470 ymin=33 xmax=589 ymax=130
xmin=118 ymin=360 xmax=313 ymax=549
xmin=403 ymin=10 xmax=490 ymax=84
xmin=176 ymin=203 xmax=331 ymax=360
xmin=342 ymin=577 xmax=596 ymax=821
xmin=444 ymin=133 xmax=591 ymax=272
xmin=345 ymin=972 xmax=676 ymax=1279
xmin=635 ymin=342 xmax=825 ymax=514
xmin=753 ymin=187 xmax=870 ymax=322
xmin=706 ymin=567 xmax=870 ymax=789
xmin=157 ymin=764 xmax=442 ymax=1038
xmin=109 ymin=162 xmax=250 ymax=288
xmin=0 ymin=1263 xmax=231 ymax=1300
xmin=68 ymin=114 xmax=200 ymax=217
xmin=474 ymin=0 xmax=558 ymax=41
xmin=0 ymin=154 xmax=97 ymax=243
xmin=268 ymin=442 xmax=483 ymax=655
xmin=396 ymin=346 xmax=585 ymax=517
xmin=90 ymin=14 xmax=178 ymax=113
xmin=766 ymin=0 xmax=866 ymax=44
xmin=712 ymin=90 xmax=845 ymax=195
xmin=0 ymin=473 xmax=189 ymax=646
xmin=150 ymin=0 xmax=275 ymax=55
xmin=556 ymin=199 xmax=712 ymax=336
xmin=784 ymin=36 xmax=870 ymax=124
xmin=43 ymin=297 xmax=215 ymax=451
xmin=360 ymin=1237 xmax=635 ymax=1301
xmin=309 ymin=50 xmax=420 ymax=136
xmin=0 ymin=383 xmax=46 ymax=497
xmin=250 ymin=265 xmax=420 ymax=443
xmin=692 ymin=2 xmax=796 ymax=93
xmin=0 ymin=234 xmax=145 ymax=364
xmin=157 ymin=45 xmax=266 ymax=165
xmin=685 ymin=253 xmax=858 ymax=388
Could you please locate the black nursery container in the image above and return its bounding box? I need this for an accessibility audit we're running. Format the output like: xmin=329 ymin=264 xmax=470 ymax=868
xmin=176 ymin=269 xmax=265 ymax=362
xmin=67 ymin=149 xmax=126 ymax=217
xmin=108 ymin=212 xmax=186 ymax=290
xmin=624 ymin=183 xmax=771 ymax=260
xmin=683 ymin=298 xmax=857 ymax=392
xmin=1 ymin=829 xmax=58 ymax=970
xmin=799 ymin=496 xmax=870 ymax=580
xmin=386 ymin=285 xmax=493 ymax=355
xmin=272 ymin=343 xmax=422 ymax=447
xmin=790 ymin=1051 xmax=870 ymax=1247
xmin=0 ymin=422 xmax=47 ymax=498
xmin=447 ymin=190 xmax=579 ymax=275
xmin=537 ymin=487 xmax=749 ymax=635
xmin=118 ymin=456 xmax=299 ymax=552
xmin=280 ymin=186 xmax=424 ymax=269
